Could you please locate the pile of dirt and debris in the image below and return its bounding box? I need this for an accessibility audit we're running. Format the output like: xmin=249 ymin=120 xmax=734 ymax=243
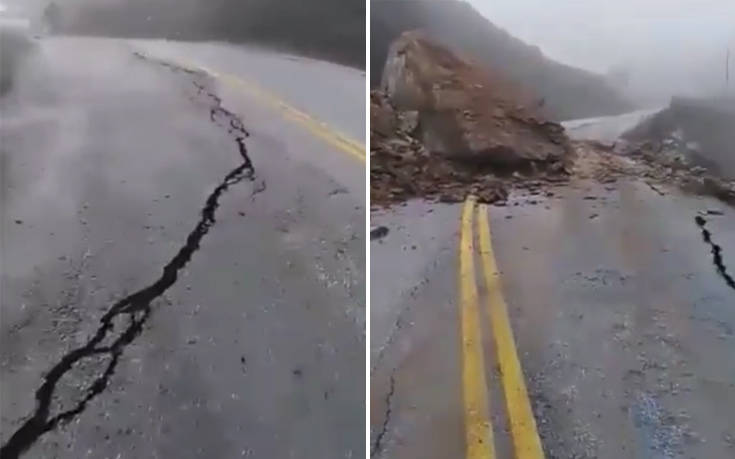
xmin=371 ymin=90 xmax=510 ymax=205
xmin=570 ymin=137 xmax=735 ymax=205
xmin=371 ymin=31 xmax=735 ymax=208
xmin=624 ymin=142 xmax=735 ymax=205
xmin=371 ymin=31 xmax=572 ymax=206
xmin=624 ymin=97 xmax=735 ymax=180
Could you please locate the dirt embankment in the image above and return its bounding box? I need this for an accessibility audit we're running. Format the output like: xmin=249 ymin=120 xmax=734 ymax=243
xmin=371 ymin=0 xmax=633 ymax=120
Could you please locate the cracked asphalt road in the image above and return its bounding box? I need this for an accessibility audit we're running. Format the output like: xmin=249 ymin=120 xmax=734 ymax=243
xmin=371 ymin=180 xmax=735 ymax=458
xmin=1 ymin=37 xmax=364 ymax=458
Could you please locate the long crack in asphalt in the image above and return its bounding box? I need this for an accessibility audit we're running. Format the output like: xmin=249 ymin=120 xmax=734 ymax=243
xmin=0 ymin=61 xmax=256 ymax=459
xmin=695 ymin=215 xmax=735 ymax=291
xmin=371 ymin=372 xmax=396 ymax=458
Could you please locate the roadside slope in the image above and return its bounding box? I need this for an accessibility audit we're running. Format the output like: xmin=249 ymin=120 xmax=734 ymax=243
xmin=371 ymin=0 xmax=633 ymax=120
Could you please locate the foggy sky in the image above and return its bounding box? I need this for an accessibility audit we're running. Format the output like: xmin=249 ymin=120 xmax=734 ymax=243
xmin=470 ymin=0 xmax=735 ymax=103
xmin=5 ymin=0 xmax=734 ymax=103
xmin=470 ymin=0 xmax=735 ymax=71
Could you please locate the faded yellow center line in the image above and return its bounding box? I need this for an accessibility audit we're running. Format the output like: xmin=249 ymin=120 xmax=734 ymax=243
xmin=458 ymin=197 xmax=496 ymax=459
xmin=168 ymin=57 xmax=365 ymax=162
xmin=477 ymin=204 xmax=545 ymax=459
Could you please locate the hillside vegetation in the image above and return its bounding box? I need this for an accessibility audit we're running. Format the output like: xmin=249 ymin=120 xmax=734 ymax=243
xmin=372 ymin=0 xmax=633 ymax=120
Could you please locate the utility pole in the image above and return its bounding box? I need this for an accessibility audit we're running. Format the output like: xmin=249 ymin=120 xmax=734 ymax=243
xmin=727 ymin=47 xmax=731 ymax=94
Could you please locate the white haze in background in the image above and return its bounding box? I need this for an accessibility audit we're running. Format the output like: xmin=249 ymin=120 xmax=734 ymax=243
xmin=470 ymin=0 xmax=735 ymax=105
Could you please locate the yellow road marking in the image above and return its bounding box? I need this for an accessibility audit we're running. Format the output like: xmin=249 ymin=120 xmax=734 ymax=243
xmin=168 ymin=56 xmax=365 ymax=162
xmin=477 ymin=204 xmax=545 ymax=459
xmin=459 ymin=197 xmax=496 ymax=459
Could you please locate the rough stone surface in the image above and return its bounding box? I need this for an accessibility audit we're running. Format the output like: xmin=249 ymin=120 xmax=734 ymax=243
xmin=380 ymin=30 xmax=570 ymax=167
xmin=624 ymin=97 xmax=735 ymax=180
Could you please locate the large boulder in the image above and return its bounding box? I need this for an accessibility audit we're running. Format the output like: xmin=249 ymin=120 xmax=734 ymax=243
xmin=381 ymin=31 xmax=569 ymax=168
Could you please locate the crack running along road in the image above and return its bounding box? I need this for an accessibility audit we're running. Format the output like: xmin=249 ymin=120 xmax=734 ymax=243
xmin=370 ymin=372 xmax=396 ymax=458
xmin=0 ymin=70 xmax=255 ymax=459
xmin=695 ymin=215 xmax=735 ymax=292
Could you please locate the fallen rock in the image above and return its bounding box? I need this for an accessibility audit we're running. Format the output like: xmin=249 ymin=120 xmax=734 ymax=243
xmin=371 ymin=92 xmax=513 ymax=206
xmin=381 ymin=31 xmax=570 ymax=168
xmin=370 ymin=226 xmax=390 ymax=240
xmin=370 ymin=90 xmax=398 ymax=137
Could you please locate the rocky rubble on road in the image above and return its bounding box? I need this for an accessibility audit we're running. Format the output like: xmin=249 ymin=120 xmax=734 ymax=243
xmin=371 ymin=90 xmax=509 ymax=205
xmin=571 ymin=138 xmax=735 ymax=205
xmin=371 ymin=31 xmax=572 ymax=206
xmin=626 ymin=142 xmax=735 ymax=205
xmin=624 ymin=97 xmax=735 ymax=179
xmin=371 ymin=31 xmax=735 ymax=208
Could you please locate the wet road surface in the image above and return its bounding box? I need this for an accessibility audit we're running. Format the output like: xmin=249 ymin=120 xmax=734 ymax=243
xmin=562 ymin=108 xmax=662 ymax=143
xmin=132 ymin=40 xmax=366 ymax=145
xmin=371 ymin=180 xmax=735 ymax=458
xmin=1 ymin=37 xmax=365 ymax=458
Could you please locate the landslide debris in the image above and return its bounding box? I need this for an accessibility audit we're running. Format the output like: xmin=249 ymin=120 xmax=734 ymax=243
xmin=569 ymin=137 xmax=735 ymax=206
xmin=371 ymin=31 xmax=735 ymax=208
xmin=624 ymin=97 xmax=735 ymax=179
xmin=371 ymin=31 xmax=571 ymax=206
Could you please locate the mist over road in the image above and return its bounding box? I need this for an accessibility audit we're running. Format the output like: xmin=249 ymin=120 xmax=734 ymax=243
xmin=1 ymin=37 xmax=365 ymax=458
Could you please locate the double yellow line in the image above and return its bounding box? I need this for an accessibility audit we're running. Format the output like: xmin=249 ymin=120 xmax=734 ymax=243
xmin=459 ymin=197 xmax=545 ymax=459
xmin=160 ymin=55 xmax=365 ymax=162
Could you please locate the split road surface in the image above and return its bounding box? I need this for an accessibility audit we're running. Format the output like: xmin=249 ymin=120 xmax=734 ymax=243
xmin=1 ymin=37 xmax=365 ymax=458
xmin=372 ymin=179 xmax=735 ymax=458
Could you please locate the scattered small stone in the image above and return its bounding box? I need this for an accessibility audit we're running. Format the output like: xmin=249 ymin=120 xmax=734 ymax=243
xmin=589 ymin=213 xmax=599 ymax=219
xmin=14 ymin=219 xmax=22 ymax=225
xmin=371 ymin=226 xmax=389 ymax=241
xmin=328 ymin=186 xmax=349 ymax=196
